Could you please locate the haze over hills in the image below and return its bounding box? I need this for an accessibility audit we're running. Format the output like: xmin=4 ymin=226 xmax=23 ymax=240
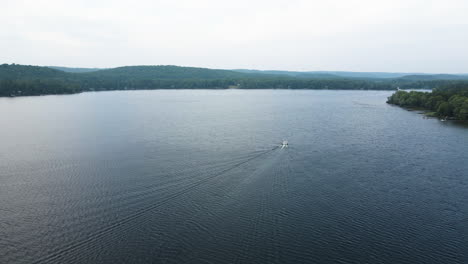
xmin=233 ymin=69 xmax=419 ymax=79
xmin=48 ymin=66 xmax=104 ymax=73
xmin=1 ymin=63 xmax=468 ymax=97
xmin=398 ymin=74 xmax=468 ymax=81
xmin=49 ymin=66 xmax=468 ymax=80
xmin=233 ymin=69 xmax=468 ymax=80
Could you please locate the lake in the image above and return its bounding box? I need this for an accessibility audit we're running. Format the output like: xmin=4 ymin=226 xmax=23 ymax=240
xmin=0 ymin=90 xmax=467 ymax=263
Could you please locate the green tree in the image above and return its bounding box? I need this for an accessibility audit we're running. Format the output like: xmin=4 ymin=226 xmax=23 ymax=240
xmin=437 ymin=102 xmax=451 ymax=116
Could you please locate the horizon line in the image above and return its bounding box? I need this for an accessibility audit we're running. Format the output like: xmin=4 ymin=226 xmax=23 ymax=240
xmin=4 ymin=63 xmax=468 ymax=75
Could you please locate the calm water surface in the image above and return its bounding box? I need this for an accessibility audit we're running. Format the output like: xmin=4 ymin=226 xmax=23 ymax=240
xmin=0 ymin=90 xmax=467 ymax=263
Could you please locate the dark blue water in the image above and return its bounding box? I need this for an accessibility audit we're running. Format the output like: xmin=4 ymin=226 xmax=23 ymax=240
xmin=0 ymin=90 xmax=467 ymax=263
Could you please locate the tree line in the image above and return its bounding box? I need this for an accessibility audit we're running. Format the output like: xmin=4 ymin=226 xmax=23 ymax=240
xmin=1 ymin=78 xmax=441 ymax=97
xmin=1 ymin=64 xmax=467 ymax=97
xmin=386 ymin=83 xmax=468 ymax=120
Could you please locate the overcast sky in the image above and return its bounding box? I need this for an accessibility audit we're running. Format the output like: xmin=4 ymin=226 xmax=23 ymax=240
xmin=2 ymin=0 xmax=468 ymax=73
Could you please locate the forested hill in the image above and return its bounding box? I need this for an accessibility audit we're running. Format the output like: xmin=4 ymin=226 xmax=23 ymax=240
xmin=49 ymin=65 xmax=251 ymax=78
xmin=48 ymin=66 xmax=103 ymax=73
xmin=81 ymin=65 xmax=260 ymax=80
xmin=1 ymin=63 xmax=468 ymax=97
xmin=0 ymin=64 xmax=67 ymax=79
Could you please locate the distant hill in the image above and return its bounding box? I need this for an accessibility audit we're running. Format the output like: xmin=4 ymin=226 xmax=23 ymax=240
xmin=398 ymin=74 xmax=468 ymax=81
xmin=0 ymin=64 xmax=275 ymax=81
xmin=81 ymin=65 xmax=259 ymax=80
xmin=235 ymin=69 xmax=468 ymax=80
xmin=48 ymin=66 xmax=103 ymax=73
xmin=2 ymin=63 xmax=468 ymax=97
xmin=314 ymin=71 xmax=421 ymax=79
xmin=234 ymin=70 xmax=424 ymax=79
xmin=42 ymin=66 xmax=468 ymax=80
xmin=0 ymin=64 xmax=67 ymax=79
xmin=233 ymin=69 xmax=342 ymax=79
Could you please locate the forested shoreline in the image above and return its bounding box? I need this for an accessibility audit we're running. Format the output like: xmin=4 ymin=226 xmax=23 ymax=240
xmin=1 ymin=64 xmax=468 ymax=97
xmin=386 ymin=83 xmax=468 ymax=120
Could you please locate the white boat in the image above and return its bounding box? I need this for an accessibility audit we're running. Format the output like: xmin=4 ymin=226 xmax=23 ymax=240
xmin=281 ymin=140 xmax=288 ymax=148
